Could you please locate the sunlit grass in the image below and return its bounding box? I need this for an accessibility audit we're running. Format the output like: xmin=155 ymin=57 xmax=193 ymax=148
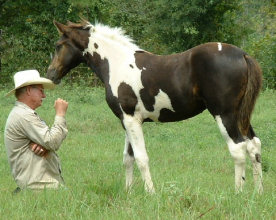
xmin=0 ymin=86 xmax=275 ymax=219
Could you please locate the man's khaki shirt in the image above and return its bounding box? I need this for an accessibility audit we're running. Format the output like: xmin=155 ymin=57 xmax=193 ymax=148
xmin=4 ymin=101 xmax=68 ymax=189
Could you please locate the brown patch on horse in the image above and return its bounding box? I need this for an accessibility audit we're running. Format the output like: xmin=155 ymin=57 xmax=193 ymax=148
xmin=118 ymin=82 xmax=138 ymax=116
xmin=128 ymin=143 xmax=134 ymax=156
xmin=134 ymin=51 xmax=159 ymax=111
xmin=85 ymin=52 xmax=124 ymax=119
xmin=139 ymin=87 xmax=159 ymax=112
xmin=255 ymin=153 xmax=261 ymax=163
xmin=85 ymin=52 xmax=109 ymax=83
xmin=69 ymin=29 xmax=90 ymax=50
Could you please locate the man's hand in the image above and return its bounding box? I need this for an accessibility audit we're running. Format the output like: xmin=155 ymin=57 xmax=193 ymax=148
xmin=54 ymin=98 xmax=68 ymax=117
xmin=29 ymin=142 xmax=49 ymax=157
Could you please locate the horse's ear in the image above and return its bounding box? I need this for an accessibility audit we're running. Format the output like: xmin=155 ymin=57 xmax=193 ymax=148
xmin=53 ymin=20 xmax=70 ymax=36
xmin=66 ymin=21 xmax=75 ymax=26
xmin=79 ymin=15 xmax=89 ymax=24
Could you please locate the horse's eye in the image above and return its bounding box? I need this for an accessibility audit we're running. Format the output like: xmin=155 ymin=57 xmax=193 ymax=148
xmin=56 ymin=44 xmax=62 ymax=51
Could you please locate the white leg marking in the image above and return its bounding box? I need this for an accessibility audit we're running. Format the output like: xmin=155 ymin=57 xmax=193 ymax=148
xmin=246 ymin=137 xmax=263 ymax=193
xmin=123 ymin=134 xmax=135 ymax=192
xmin=217 ymin=42 xmax=222 ymax=51
xmin=215 ymin=116 xmax=246 ymax=192
xmin=123 ymin=114 xmax=155 ymax=193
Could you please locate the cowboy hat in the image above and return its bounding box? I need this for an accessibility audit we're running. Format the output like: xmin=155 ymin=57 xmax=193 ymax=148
xmin=6 ymin=69 xmax=55 ymax=96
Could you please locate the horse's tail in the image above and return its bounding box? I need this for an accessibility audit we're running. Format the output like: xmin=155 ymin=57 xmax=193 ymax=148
xmin=238 ymin=55 xmax=262 ymax=135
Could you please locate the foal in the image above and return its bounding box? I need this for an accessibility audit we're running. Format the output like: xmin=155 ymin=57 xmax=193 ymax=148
xmin=47 ymin=20 xmax=263 ymax=193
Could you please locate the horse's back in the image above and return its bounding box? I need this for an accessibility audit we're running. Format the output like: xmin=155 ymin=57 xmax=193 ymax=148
xmin=131 ymin=42 xmax=250 ymax=122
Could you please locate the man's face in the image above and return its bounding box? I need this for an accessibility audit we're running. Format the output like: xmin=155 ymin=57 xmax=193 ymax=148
xmin=29 ymin=84 xmax=46 ymax=109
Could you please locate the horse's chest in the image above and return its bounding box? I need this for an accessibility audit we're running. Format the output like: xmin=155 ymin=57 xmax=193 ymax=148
xmin=107 ymin=72 xmax=174 ymax=122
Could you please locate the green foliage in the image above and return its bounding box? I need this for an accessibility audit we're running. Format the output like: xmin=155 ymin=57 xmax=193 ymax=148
xmin=0 ymin=0 xmax=275 ymax=88
xmin=222 ymin=0 xmax=276 ymax=89
xmin=0 ymin=0 xmax=82 ymax=83
xmin=238 ymin=0 xmax=276 ymax=89
xmin=142 ymin=0 xmax=240 ymax=54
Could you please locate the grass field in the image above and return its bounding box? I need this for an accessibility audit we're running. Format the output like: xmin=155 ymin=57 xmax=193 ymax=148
xmin=0 ymin=85 xmax=275 ymax=219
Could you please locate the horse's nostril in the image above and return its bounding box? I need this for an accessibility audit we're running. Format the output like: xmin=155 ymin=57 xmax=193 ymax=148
xmin=46 ymin=69 xmax=62 ymax=84
xmin=46 ymin=70 xmax=55 ymax=81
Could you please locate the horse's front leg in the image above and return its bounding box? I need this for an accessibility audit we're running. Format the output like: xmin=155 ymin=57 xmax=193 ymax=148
xmin=123 ymin=114 xmax=155 ymax=193
xmin=123 ymin=133 xmax=135 ymax=192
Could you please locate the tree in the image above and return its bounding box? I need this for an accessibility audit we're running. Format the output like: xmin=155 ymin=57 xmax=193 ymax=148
xmin=141 ymin=0 xmax=240 ymax=54
xmin=0 ymin=0 xmax=82 ymax=83
xmin=230 ymin=0 xmax=276 ymax=89
xmin=0 ymin=0 xmax=274 ymax=88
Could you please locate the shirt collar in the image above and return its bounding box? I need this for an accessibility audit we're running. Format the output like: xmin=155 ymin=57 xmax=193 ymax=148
xmin=15 ymin=101 xmax=37 ymax=115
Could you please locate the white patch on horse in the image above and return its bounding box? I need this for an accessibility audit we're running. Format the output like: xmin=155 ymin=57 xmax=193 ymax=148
xmin=123 ymin=134 xmax=135 ymax=189
xmin=145 ymin=89 xmax=175 ymax=121
xmin=246 ymin=136 xmax=263 ymax=192
xmin=215 ymin=115 xmax=247 ymax=192
xmin=215 ymin=115 xmax=245 ymax=153
xmin=217 ymin=42 xmax=222 ymax=51
xmin=143 ymin=67 xmax=146 ymax=70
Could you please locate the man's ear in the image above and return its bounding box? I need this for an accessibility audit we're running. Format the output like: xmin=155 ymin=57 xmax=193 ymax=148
xmin=25 ymin=86 xmax=31 ymax=95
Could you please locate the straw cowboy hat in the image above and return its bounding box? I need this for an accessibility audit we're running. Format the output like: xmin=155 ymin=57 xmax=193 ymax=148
xmin=6 ymin=69 xmax=55 ymax=96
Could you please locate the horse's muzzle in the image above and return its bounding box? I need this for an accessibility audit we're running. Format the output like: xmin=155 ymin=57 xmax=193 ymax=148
xmin=46 ymin=69 xmax=61 ymax=84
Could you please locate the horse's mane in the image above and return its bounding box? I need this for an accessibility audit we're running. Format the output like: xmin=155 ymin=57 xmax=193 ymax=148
xmin=90 ymin=22 xmax=140 ymax=50
xmin=66 ymin=19 xmax=140 ymax=51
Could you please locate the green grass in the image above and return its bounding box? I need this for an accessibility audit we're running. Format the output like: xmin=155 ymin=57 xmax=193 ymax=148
xmin=0 ymin=85 xmax=275 ymax=219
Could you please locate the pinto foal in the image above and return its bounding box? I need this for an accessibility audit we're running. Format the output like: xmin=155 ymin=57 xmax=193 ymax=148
xmin=47 ymin=20 xmax=263 ymax=193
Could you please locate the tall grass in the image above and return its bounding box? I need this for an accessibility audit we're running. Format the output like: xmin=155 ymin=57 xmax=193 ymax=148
xmin=0 ymin=85 xmax=275 ymax=219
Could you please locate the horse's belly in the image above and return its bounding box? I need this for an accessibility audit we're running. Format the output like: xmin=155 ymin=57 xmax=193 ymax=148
xmin=142 ymin=100 xmax=206 ymax=122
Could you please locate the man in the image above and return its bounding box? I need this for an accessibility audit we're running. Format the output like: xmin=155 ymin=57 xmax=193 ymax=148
xmin=4 ymin=69 xmax=68 ymax=192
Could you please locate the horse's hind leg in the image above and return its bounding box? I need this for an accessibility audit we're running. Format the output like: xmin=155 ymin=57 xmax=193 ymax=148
xmin=215 ymin=114 xmax=247 ymax=192
xmin=246 ymin=125 xmax=263 ymax=193
xmin=123 ymin=133 xmax=135 ymax=192
xmin=123 ymin=115 xmax=155 ymax=193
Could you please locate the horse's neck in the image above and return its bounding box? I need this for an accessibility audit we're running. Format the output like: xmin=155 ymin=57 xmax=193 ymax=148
xmin=86 ymin=39 xmax=138 ymax=83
